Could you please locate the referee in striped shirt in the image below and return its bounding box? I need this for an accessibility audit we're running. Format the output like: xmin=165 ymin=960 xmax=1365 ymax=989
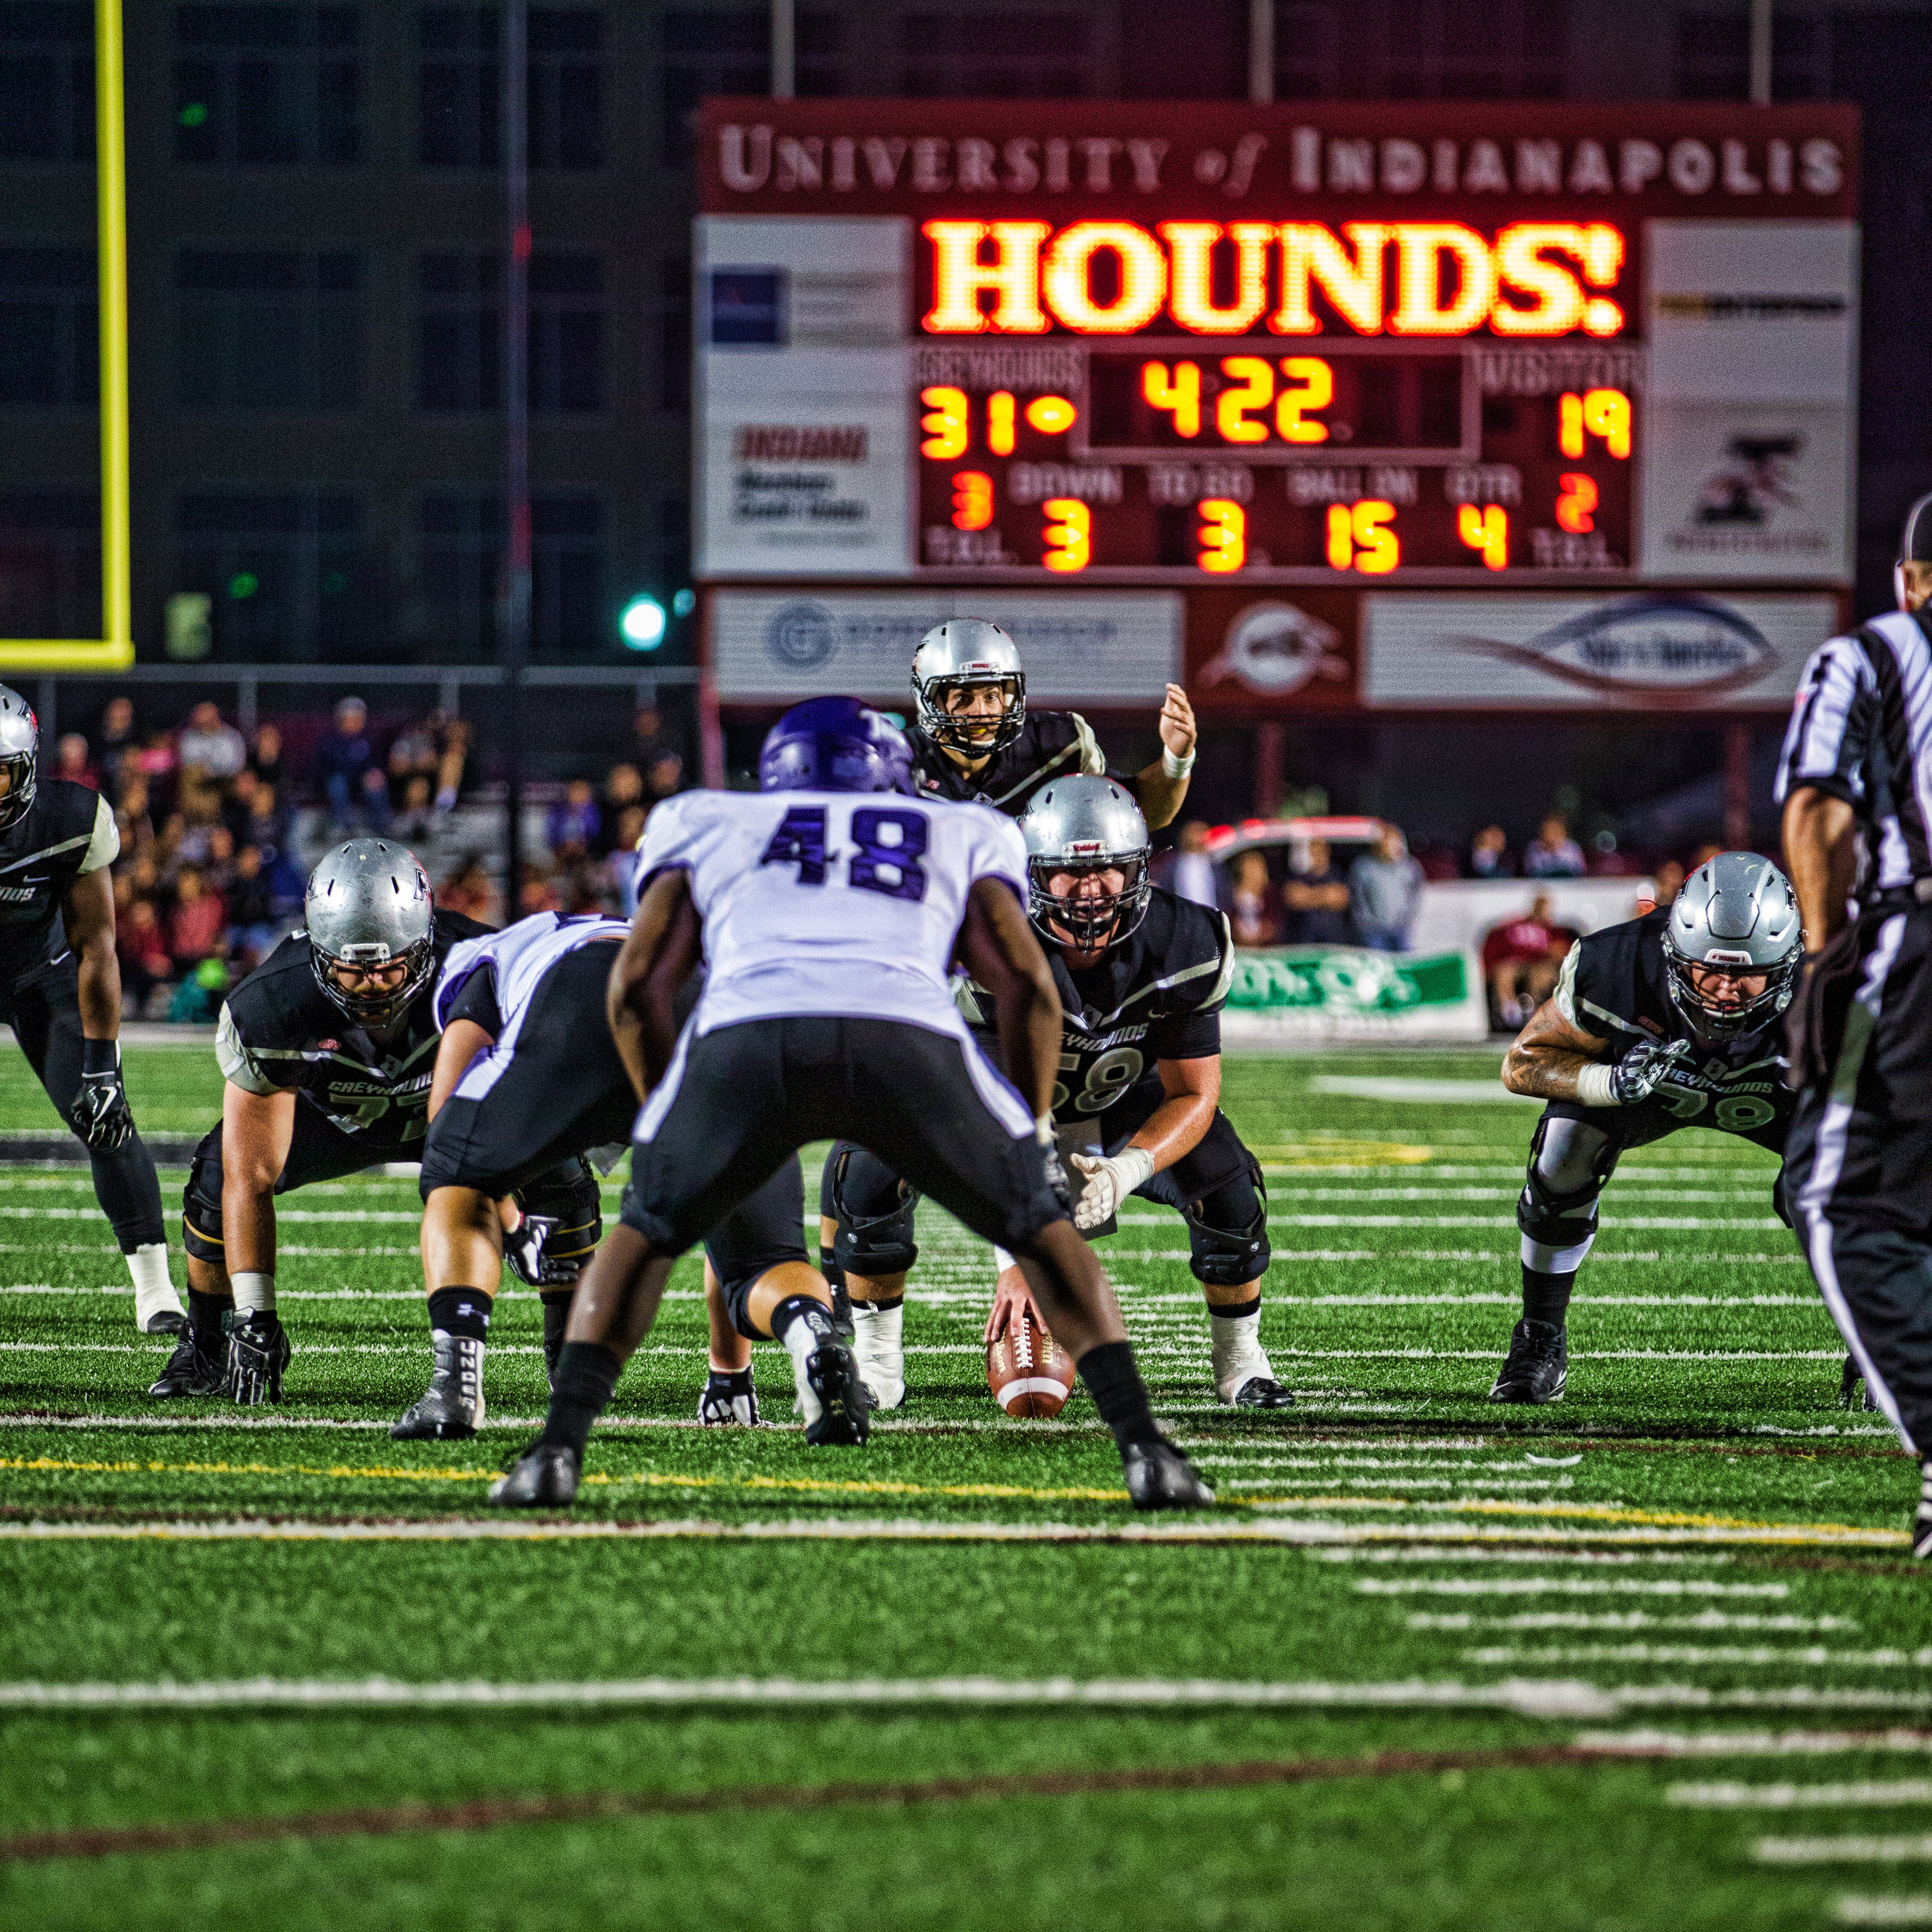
xmin=1778 ymin=491 xmax=1932 ymax=1556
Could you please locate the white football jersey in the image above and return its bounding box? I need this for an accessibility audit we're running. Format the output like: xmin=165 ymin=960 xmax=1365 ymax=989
xmin=637 ymin=787 xmax=1027 ymax=1039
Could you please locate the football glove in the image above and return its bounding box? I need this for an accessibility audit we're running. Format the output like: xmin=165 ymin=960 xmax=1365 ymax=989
xmin=1068 ymin=1146 xmax=1155 ymax=1231
xmin=504 ymin=1214 xmax=579 ymax=1287
xmin=225 ymin=1309 xmax=290 ymax=1406
xmin=74 ymin=1039 xmax=133 ymax=1151
xmin=1608 ymin=1036 xmax=1695 ymax=1107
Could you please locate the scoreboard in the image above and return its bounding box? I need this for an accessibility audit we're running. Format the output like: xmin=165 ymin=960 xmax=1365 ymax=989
xmin=694 ymin=99 xmax=1859 ymax=716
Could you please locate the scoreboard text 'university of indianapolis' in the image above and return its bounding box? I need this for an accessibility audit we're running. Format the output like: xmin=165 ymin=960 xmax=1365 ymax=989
xmin=692 ymin=99 xmax=1859 ymax=719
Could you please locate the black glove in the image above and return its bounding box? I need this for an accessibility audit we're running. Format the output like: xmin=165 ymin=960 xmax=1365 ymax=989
xmin=1608 ymin=1036 xmax=1694 ymax=1107
xmin=75 ymin=1039 xmax=133 ymax=1151
xmin=225 ymin=1309 xmax=290 ymax=1406
xmin=504 ymin=1214 xmax=579 ymax=1287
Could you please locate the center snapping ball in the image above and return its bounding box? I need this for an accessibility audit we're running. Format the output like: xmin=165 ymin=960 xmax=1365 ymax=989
xmin=986 ymin=1304 xmax=1078 ymax=1418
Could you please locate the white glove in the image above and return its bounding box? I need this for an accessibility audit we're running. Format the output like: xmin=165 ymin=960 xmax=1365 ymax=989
xmin=1068 ymin=1146 xmax=1155 ymax=1231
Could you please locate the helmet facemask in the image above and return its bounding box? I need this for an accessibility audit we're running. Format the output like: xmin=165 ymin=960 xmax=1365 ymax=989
xmin=1661 ymin=931 xmax=1800 ymax=1043
xmin=1027 ymin=850 xmax=1151 ymax=953
xmin=917 ymin=670 xmax=1026 ymax=759
xmin=311 ymin=934 xmax=436 ymax=1031
xmin=0 ymin=749 xmax=36 ymax=835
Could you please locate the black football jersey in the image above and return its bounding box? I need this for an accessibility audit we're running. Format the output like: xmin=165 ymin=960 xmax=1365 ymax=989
xmin=908 ymin=709 xmax=1120 ymax=818
xmin=216 ymin=908 xmax=493 ymax=1150
xmin=0 ymin=778 xmax=117 ymax=988
xmin=1556 ymin=908 xmax=1795 ymax=1140
xmin=968 ymin=887 xmax=1233 ymax=1124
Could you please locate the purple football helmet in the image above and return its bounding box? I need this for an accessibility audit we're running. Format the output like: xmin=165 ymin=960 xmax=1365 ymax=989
xmin=758 ymin=696 xmax=917 ymax=795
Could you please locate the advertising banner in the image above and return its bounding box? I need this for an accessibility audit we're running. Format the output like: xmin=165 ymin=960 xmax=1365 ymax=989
xmin=1220 ymin=946 xmax=1488 ymax=1043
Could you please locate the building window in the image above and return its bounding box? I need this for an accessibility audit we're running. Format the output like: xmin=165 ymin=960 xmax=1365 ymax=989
xmin=530 ymin=252 xmax=601 ymax=412
xmin=0 ymin=491 xmax=99 ymax=638
xmin=898 ymin=11 xmax=1089 ymax=97
xmin=176 ymin=250 xmax=362 ymax=410
xmin=1266 ymin=0 xmax=1567 ymax=100
xmin=174 ymin=5 xmax=361 ymax=167
xmin=173 ymin=490 xmax=368 ymax=658
xmin=655 ymin=255 xmax=689 ymax=420
xmin=0 ymin=2 xmax=94 ymax=163
xmin=417 ymin=252 xmax=501 ymax=410
xmin=1674 ymin=8 xmax=1831 ymax=100
xmin=417 ymin=5 xmax=604 ymax=169
xmin=0 ymin=247 xmax=97 ymax=406
xmin=417 ymin=490 xmax=603 ymax=655
xmin=658 ymin=11 xmax=765 ymax=166
xmin=416 ymin=250 xmax=600 ymax=412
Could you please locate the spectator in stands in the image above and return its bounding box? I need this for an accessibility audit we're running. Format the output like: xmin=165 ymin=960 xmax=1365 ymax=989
xmin=225 ymin=844 xmax=281 ymax=964
xmin=599 ymin=763 xmax=645 ymax=855
xmin=53 ymin=733 xmax=96 ymax=789
xmin=1284 ymin=837 xmax=1352 ymax=946
xmin=517 ymin=862 xmax=563 ymax=918
xmin=434 ymin=716 xmax=469 ymax=814
xmin=437 ymin=855 xmax=496 ymax=924
xmin=1466 ymin=823 xmax=1512 ymax=879
xmin=134 ymin=730 xmax=177 ymax=798
xmin=1587 ymin=829 xmax=1638 ymax=876
xmin=114 ymin=775 xmax=155 ymax=859
xmin=247 ymin=721 xmax=284 ymax=794
xmin=602 ymin=804 xmax=646 ymax=910
xmin=1523 ymin=813 xmax=1586 ymax=879
xmin=1349 ymin=822 xmax=1423 ymax=953
xmin=166 ymin=866 xmax=225 ymax=971
xmin=392 ymin=773 xmax=435 ymax=838
xmin=176 ymin=700 xmax=246 ymax=783
xmin=222 ymin=768 xmax=285 ymax=855
xmin=1227 ymin=849 xmax=1279 ymax=948
xmin=546 ymin=777 xmax=601 ymax=861
xmin=316 ymin=696 xmax=389 ymax=836
xmin=644 ymin=749 xmax=685 ymax=807
xmin=97 ymin=695 xmax=137 ymax=800
xmin=1689 ymin=841 xmax=1723 ymax=872
xmin=1164 ymin=821 xmax=1219 ymax=910
xmin=1482 ymin=893 xmax=1568 ymax=1031
xmin=117 ymin=898 xmax=173 ymax=1012
xmin=1637 ymin=859 xmax=1686 ymax=917
xmin=632 ymin=700 xmax=682 ymax=773
xmin=202 ymin=825 xmax=237 ymax=900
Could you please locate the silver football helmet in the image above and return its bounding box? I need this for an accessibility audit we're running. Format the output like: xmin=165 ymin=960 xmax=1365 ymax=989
xmin=1662 ymin=851 xmax=1803 ymax=1041
xmin=0 ymin=684 xmax=39 ymax=834
xmin=912 ymin=617 xmax=1026 ymax=758
xmin=1021 ymin=774 xmax=1151 ymax=951
xmin=304 ymin=839 xmax=436 ymax=1030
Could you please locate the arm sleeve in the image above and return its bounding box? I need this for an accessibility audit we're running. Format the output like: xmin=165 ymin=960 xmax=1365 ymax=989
xmin=1147 ymin=910 xmax=1233 ymax=1060
xmin=1776 ymin=633 xmax=1876 ymax=806
xmin=444 ymin=962 xmax=502 ymax=1036
xmin=77 ymin=793 xmax=118 ymax=875
xmin=1552 ymin=935 xmax=1634 ymax=1047
xmin=215 ymin=1001 xmax=298 ymax=1097
xmin=634 ymin=794 xmax=696 ymax=891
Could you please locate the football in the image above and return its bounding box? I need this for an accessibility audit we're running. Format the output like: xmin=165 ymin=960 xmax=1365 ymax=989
xmin=986 ymin=1304 xmax=1079 ymax=1418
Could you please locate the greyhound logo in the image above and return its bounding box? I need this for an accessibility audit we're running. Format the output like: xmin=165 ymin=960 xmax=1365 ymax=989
xmin=1201 ymin=602 xmax=1349 ymax=695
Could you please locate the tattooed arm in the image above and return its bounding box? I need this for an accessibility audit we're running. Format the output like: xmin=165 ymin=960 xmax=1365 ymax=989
xmin=1502 ymin=994 xmax=1614 ymax=1102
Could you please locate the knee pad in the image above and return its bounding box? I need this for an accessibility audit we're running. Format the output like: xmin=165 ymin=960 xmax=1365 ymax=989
xmin=181 ymin=1134 xmax=226 ymax=1265
xmin=827 ymin=1145 xmax=920 ymax=1279
xmin=515 ymin=1158 xmax=602 ymax=1264
xmin=1517 ymin=1115 xmax=1618 ymax=1257
xmin=1186 ymin=1154 xmax=1270 ymax=1288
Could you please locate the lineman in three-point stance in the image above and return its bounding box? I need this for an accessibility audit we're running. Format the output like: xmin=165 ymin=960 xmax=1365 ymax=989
xmin=0 ymin=684 xmax=184 ymax=1334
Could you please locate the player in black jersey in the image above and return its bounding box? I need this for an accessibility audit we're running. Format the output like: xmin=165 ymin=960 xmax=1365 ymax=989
xmin=1488 ymin=852 xmax=1804 ymax=1405
xmin=828 ymin=774 xmax=1292 ymax=1413
xmin=0 ymin=685 xmax=183 ymax=1335
xmin=155 ymin=840 xmax=568 ymax=1404
xmin=905 ymin=617 xmax=1198 ymax=826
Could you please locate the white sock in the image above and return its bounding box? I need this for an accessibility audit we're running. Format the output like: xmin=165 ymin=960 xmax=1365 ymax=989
xmin=851 ymin=1301 xmax=904 ymax=1403
xmin=125 ymin=1243 xmax=183 ymax=1328
xmin=1211 ymin=1306 xmax=1273 ymax=1401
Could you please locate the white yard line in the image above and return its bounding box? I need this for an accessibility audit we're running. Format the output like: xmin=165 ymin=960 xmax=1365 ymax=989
xmin=1468 ymin=1645 xmax=1932 ymax=1668
xmin=1582 ymin=1730 xmax=1932 ymax=1757
xmin=1359 ymin=1580 xmax=1788 ymax=1597
xmin=1833 ymin=1899 xmax=1932 ymax=1924
xmin=1671 ymin=1781 xmax=1932 ymax=1808
xmin=1410 ymin=1614 xmax=1855 ymax=1633
xmin=1757 ymin=1836 xmax=1932 ymax=1865
xmin=1317 ymin=1548 xmax=1737 ymax=1566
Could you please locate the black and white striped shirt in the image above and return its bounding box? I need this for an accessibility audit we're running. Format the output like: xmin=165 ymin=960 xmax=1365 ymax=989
xmin=1776 ymin=609 xmax=1932 ymax=895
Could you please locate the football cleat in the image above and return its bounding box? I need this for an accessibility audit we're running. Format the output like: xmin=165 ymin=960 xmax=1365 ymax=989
xmin=1839 ymin=1355 xmax=1880 ymax=1413
xmin=390 ymin=1334 xmax=485 ymax=1440
xmin=1121 ymin=1438 xmax=1216 ymax=1511
xmin=1227 ymin=1372 xmax=1294 ymax=1410
xmin=850 ymin=1300 xmax=906 ymax=1411
xmin=224 ymin=1310 xmax=291 ymax=1406
xmin=1914 ymin=1461 xmax=1932 ymax=1560
xmin=148 ymin=1332 xmax=224 ymax=1398
xmin=828 ymin=1281 xmax=855 ymax=1341
xmin=1488 ymin=1319 xmax=1567 ymax=1405
xmin=698 ymin=1369 xmax=762 ymax=1427
xmin=802 ymin=1339 xmax=872 ymax=1447
xmin=488 ymin=1441 xmax=580 ymax=1508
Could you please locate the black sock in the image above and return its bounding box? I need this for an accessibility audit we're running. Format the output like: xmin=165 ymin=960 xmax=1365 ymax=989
xmin=706 ymin=1366 xmax=754 ymax=1393
xmin=1522 ymin=1268 xmax=1576 ymax=1327
xmin=770 ymin=1295 xmax=834 ymax=1346
xmin=1077 ymin=1338 xmax=1162 ymax=1450
xmin=189 ymin=1287 xmax=231 ymax=1349
xmin=1209 ymin=1295 xmax=1262 ymax=1321
xmin=818 ymin=1244 xmax=845 ymax=1290
xmin=848 ymin=1295 xmax=903 ymax=1312
xmin=427 ymin=1286 xmax=491 ymax=1343
xmin=539 ymin=1341 xmax=621 ymax=1455
xmin=539 ymin=1289 xmax=573 ymax=1352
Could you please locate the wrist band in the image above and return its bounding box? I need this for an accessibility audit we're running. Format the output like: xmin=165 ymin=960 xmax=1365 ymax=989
xmin=231 ymin=1270 xmax=276 ymax=1315
xmin=1575 ymin=1063 xmax=1618 ymax=1108
xmin=1162 ymin=745 xmax=1196 ymax=781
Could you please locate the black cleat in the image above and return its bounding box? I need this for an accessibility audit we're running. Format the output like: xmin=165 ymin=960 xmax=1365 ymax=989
xmin=1914 ymin=1461 xmax=1932 ymax=1561
xmin=488 ymin=1441 xmax=580 ymax=1508
xmin=1230 ymin=1373 xmax=1294 ymax=1410
xmin=1488 ymin=1319 xmax=1567 ymax=1405
xmin=1122 ymin=1438 xmax=1216 ymax=1511
xmin=148 ymin=1332 xmax=224 ymax=1398
xmin=828 ymin=1281 xmax=855 ymax=1342
xmin=804 ymin=1340 xmax=871 ymax=1446
xmin=224 ymin=1311 xmax=291 ymax=1406
xmin=390 ymin=1335 xmax=485 ymax=1440
xmin=1840 ymin=1355 xmax=1880 ymax=1413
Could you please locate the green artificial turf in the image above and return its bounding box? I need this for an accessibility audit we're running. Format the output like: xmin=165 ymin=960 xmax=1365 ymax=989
xmin=1 ymin=1045 xmax=1927 ymax=1930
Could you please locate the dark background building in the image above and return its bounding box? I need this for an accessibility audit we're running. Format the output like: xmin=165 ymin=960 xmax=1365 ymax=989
xmin=1 ymin=0 xmax=1927 ymax=831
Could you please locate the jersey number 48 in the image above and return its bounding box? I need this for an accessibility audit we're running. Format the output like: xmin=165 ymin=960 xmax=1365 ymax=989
xmin=760 ymin=805 xmax=929 ymax=903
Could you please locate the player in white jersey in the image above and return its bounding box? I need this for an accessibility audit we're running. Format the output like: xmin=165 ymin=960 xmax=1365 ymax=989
xmin=399 ymin=910 xmax=822 ymax=1440
xmin=490 ymin=697 xmax=1212 ymax=1512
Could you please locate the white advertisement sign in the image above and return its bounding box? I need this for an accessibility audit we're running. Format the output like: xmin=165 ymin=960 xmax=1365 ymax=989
xmin=1362 ymin=590 xmax=1839 ymax=709
xmin=1639 ymin=220 xmax=1857 ymax=582
xmin=695 ymin=216 xmax=915 ymax=579
xmin=712 ymin=589 xmax=1182 ymax=703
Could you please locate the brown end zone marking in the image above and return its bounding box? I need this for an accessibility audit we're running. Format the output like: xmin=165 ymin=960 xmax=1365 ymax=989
xmin=1 ymin=1742 xmax=1696 ymax=1862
